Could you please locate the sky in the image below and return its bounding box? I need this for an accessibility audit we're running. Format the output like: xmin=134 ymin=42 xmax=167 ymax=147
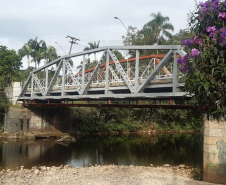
xmin=0 ymin=0 xmax=197 ymax=69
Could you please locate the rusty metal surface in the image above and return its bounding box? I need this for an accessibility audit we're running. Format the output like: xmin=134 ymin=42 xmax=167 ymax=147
xmin=22 ymin=103 xmax=197 ymax=109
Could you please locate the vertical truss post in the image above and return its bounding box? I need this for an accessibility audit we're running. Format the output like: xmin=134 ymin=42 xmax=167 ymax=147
xmin=31 ymin=73 xmax=34 ymax=98
xmin=45 ymin=67 xmax=48 ymax=94
xmin=82 ymin=55 xmax=86 ymax=92
xmin=105 ymin=51 xmax=109 ymax=94
xmin=173 ymin=52 xmax=178 ymax=93
xmin=135 ymin=50 xmax=140 ymax=90
xmin=129 ymin=62 xmax=131 ymax=79
xmin=61 ymin=60 xmax=66 ymax=96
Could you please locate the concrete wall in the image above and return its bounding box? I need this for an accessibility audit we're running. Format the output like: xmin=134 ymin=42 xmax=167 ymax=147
xmin=4 ymin=82 xmax=21 ymax=105
xmin=203 ymin=116 xmax=226 ymax=184
xmin=4 ymin=106 xmax=73 ymax=133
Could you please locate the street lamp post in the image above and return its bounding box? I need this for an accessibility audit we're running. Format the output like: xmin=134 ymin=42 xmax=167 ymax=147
xmin=114 ymin=17 xmax=130 ymax=78
xmin=55 ymin=42 xmax=67 ymax=55
xmin=114 ymin=17 xmax=128 ymax=32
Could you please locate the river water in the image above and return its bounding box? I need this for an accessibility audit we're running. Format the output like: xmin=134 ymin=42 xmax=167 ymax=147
xmin=0 ymin=133 xmax=203 ymax=171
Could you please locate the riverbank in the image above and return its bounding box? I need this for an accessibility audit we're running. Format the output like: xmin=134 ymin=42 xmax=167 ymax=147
xmin=0 ymin=130 xmax=201 ymax=141
xmin=0 ymin=165 xmax=215 ymax=185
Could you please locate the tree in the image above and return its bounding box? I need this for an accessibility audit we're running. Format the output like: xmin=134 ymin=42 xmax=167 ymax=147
xmin=113 ymin=51 xmax=124 ymax=60
xmin=19 ymin=38 xmax=58 ymax=69
xmin=18 ymin=44 xmax=32 ymax=67
xmin=0 ymin=91 xmax=8 ymax=130
xmin=44 ymin=46 xmax=58 ymax=64
xmin=143 ymin=12 xmax=174 ymax=45
xmin=83 ymin=41 xmax=100 ymax=61
xmin=179 ymin=0 xmax=226 ymax=119
xmin=0 ymin=45 xmax=22 ymax=88
xmin=28 ymin=38 xmax=47 ymax=68
xmin=164 ymin=29 xmax=195 ymax=52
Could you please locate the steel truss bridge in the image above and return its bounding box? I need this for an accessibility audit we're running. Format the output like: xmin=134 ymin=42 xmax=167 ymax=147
xmin=18 ymin=45 xmax=189 ymax=106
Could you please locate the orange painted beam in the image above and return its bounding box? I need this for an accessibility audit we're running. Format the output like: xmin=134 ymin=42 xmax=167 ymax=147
xmin=74 ymin=54 xmax=182 ymax=77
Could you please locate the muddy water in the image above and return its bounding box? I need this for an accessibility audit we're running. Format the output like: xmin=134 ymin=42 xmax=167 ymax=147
xmin=0 ymin=133 xmax=203 ymax=171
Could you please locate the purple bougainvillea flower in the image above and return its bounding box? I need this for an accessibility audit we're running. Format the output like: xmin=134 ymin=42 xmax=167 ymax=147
xmin=183 ymin=39 xmax=193 ymax=46
xmin=209 ymin=31 xmax=216 ymax=37
xmin=177 ymin=58 xmax=182 ymax=64
xmin=206 ymin=26 xmax=216 ymax=32
xmin=211 ymin=0 xmax=219 ymax=9
xmin=219 ymin=12 xmax=226 ymax=20
xmin=200 ymin=2 xmax=210 ymax=10
xmin=219 ymin=27 xmax=226 ymax=46
xmin=199 ymin=16 xmax=203 ymax=21
xmin=208 ymin=0 xmax=219 ymax=13
xmin=199 ymin=2 xmax=210 ymax=14
xmin=180 ymin=65 xmax=187 ymax=73
xmin=193 ymin=36 xmax=202 ymax=44
xmin=206 ymin=26 xmax=217 ymax=38
xmin=210 ymin=0 xmax=218 ymax=3
xmin=178 ymin=53 xmax=193 ymax=74
xmin=182 ymin=54 xmax=190 ymax=62
xmin=191 ymin=48 xmax=200 ymax=58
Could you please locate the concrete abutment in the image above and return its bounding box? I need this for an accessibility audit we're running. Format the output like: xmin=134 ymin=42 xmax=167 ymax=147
xmin=204 ymin=116 xmax=226 ymax=184
xmin=4 ymin=106 xmax=73 ymax=133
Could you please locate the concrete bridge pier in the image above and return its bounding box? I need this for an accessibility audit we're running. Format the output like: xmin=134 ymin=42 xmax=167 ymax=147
xmin=203 ymin=116 xmax=226 ymax=184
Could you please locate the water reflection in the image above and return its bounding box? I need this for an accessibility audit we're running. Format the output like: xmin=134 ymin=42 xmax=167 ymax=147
xmin=0 ymin=133 xmax=203 ymax=170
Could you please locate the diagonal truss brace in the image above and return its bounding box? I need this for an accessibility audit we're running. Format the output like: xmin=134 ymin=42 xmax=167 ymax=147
xmin=19 ymin=74 xmax=32 ymax=97
xmin=81 ymin=50 xmax=106 ymax=95
xmin=136 ymin=50 xmax=174 ymax=93
xmin=64 ymin=59 xmax=82 ymax=94
xmin=109 ymin=65 xmax=120 ymax=81
xmin=33 ymin=74 xmax=45 ymax=95
xmin=45 ymin=60 xmax=63 ymax=96
xmin=108 ymin=49 xmax=134 ymax=93
xmin=176 ymin=49 xmax=187 ymax=58
xmin=140 ymin=58 xmax=155 ymax=79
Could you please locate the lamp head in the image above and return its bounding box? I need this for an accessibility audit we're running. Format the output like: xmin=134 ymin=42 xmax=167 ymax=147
xmin=114 ymin=17 xmax=118 ymax=19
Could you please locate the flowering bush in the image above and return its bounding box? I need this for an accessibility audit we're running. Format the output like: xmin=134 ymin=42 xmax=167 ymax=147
xmin=180 ymin=0 xmax=226 ymax=119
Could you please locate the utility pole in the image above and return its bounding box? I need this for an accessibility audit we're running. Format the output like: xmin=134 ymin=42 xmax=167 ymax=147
xmin=66 ymin=35 xmax=80 ymax=54
xmin=64 ymin=36 xmax=80 ymax=86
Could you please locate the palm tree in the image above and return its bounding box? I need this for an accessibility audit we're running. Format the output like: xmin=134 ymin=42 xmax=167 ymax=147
xmin=44 ymin=46 xmax=58 ymax=64
xmin=143 ymin=12 xmax=174 ymax=45
xmin=28 ymin=38 xmax=47 ymax=68
xmin=19 ymin=38 xmax=58 ymax=69
xmin=18 ymin=44 xmax=32 ymax=67
xmin=83 ymin=41 xmax=100 ymax=61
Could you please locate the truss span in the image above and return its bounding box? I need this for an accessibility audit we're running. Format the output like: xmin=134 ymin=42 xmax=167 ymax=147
xmin=18 ymin=45 xmax=188 ymax=103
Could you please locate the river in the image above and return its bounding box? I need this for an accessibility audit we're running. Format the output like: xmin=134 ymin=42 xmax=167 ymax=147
xmin=0 ymin=133 xmax=203 ymax=172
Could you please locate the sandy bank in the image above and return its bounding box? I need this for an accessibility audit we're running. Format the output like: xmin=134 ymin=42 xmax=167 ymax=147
xmin=0 ymin=165 xmax=216 ymax=185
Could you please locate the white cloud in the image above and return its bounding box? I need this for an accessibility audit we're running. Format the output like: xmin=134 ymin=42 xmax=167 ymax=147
xmin=0 ymin=0 xmax=196 ymax=68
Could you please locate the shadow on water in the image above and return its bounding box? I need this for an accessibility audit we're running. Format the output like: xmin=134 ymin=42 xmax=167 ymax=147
xmin=71 ymin=133 xmax=203 ymax=168
xmin=0 ymin=133 xmax=203 ymax=180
